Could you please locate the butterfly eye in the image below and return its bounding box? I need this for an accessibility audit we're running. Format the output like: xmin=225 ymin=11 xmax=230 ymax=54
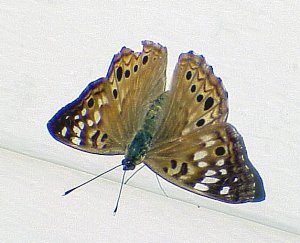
xmin=116 ymin=66 xmax=122 ymax=81
xmin=186 ymin=71 xmax=192 ymax=80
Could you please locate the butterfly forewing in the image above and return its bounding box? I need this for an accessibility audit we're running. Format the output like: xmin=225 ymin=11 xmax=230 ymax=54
xmin=47 ymin=41 xmax=167 ymax=155
xmin=114 ymin=41 xmax=167 ymax=141
xmin=153 ymin=52 xmax=228 ymax=143
xmin=146 ymin=124 xmax=264 ymax=203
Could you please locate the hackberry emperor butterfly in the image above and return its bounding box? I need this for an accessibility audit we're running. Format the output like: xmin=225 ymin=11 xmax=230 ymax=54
xmin=47 ymin=41 xmax=265 ymax=204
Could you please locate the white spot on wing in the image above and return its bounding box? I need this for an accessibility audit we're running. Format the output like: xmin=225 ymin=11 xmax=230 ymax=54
xmin=205 ymin=170 xmax=216 ymax=176
xmin=194 ymin=151 xmax=207 ymax=161
xmin=220 ymin=169 xmax=227 ymax=175
xmin=87 ymin=119 xmax=94 ymax=126
xmin=71 ymin=137 xmax=81 ymax=145
xmin=197 ymin=161 xmax=208 ymax=168
xmin=220 ymin=186 xmax=230 ymax=195
xmin=81 ymin=108 xmax=87 ymax=116
xmin=182 ymin=127 xmax=191 ymax=136
xmin=74 ymin=115 xmax=80 ymax=120
xmin=201 ymin=135 xmax=212 ymax=142
xmin=216 ymin=159 xmax=224 ymax=166
xmin=202 ymin=177 xmax=220 ymax=184
xmin=206 ymin=140 xmax=216 ymax=147
xmin=94 ymin=111 xmax=101 ymax=124
xmin=61 ymin=127 xmax=67 ymax=137
xmin=78 ymin=121 xmax=84 ymax=129
xmin=194 ymin=183 xmax=209 ymax=191
xmin=73 ymin=126 xmax=81 ymax=137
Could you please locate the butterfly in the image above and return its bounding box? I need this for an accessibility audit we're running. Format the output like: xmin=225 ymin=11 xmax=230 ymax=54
xmin=47 ymin=40 xmax=265 ymax=204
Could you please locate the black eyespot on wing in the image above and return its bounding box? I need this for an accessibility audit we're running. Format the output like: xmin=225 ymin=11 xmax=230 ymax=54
xmin=191 ymin=85 xmax=196 ymax=93
xmin=204 ymin=97 xmax=214 ymax=110
xmin=170 ymin=160 xmax=177 ymax=169
xmin=196 ymin=94 xmax=203 ymax=102
xmin=134 ymin=65 xmax=138 ymax=72
xmin=180 ymin=163 xmax=188 ymax=175
xmin=215 ymin=147 xmax=226 ymax=156
xmin=101 ymin=133 xmax=108 ymax=142
xmin=87 ymin=98 xmax=94 ymax=108
xmin=91 ymin=130 xmax=100 ymax=146
xmin=186 ymin=71 xmax=192 ymax=80
xmin=163 ymin=167 xmax=168 ymax=173
xmin=196 ymin=119 xmax=205 ymax=127
xmin=116 ymin=66 xmax=122 ymax=81
xmin=125 ymin=70 xmax=130 ymax=78
xmin=142 ymin=56 xmax=148 ymax=64
xmin=113 ymin=89 xmax=118 ymax=99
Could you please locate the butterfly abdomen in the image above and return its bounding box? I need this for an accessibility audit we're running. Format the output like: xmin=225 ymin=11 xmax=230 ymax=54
xmin=125 ymin=92 xmax=168 ymax=163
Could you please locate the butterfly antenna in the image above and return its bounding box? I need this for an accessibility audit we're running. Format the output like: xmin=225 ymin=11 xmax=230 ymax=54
xmin=124 ymin=164 xmax=145 ymax=184
xmin=113 ymin=170 xmax=126 ymax=215
xmin=155 ymin=174 xmax=169 ymax=198
xmin=63 ymin=164 xmax=122 ymax=196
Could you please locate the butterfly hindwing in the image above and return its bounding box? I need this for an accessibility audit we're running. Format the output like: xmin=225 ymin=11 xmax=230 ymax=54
xmin=146 ymin=123 xmax=265 ymax=203
xmin=47 ymin=41 xmax=167 ymax=154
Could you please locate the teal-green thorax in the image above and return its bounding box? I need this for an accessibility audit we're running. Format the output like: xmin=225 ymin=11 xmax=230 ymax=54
xmin=121 ymin=92 xmax=168 ymax=170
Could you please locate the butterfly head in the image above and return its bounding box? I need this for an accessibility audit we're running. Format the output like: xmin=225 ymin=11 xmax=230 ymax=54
xmin=121 ymin=158 xmax=136 ymax=171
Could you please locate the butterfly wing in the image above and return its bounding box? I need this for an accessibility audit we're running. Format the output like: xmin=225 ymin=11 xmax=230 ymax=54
xmin=47 ymin=41 xmax=167 ymax=154
xmin=145 ymin=124 xmax=265 ymax=203
xmin=145 ymin=52 xmax=265 ymax=203
xmin=153 ymin=52 xmax=228 ymax=143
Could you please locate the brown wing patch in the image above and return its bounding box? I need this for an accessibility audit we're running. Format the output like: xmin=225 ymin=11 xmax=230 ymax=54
xmin=145 ymin=124 xmax=265 ymax=203
xmin=48 ymin=41 xmax=167 ymax=155
xmin=153 ymin=52 xmax=228 ymax=143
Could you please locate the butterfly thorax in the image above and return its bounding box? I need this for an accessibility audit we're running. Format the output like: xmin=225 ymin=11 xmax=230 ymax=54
xmin=122 ymin=92 xmax=168 ymax=170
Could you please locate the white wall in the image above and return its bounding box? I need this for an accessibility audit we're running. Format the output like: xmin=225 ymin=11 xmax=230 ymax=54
xmin=0 ymin=1 xmax=299 ymax=242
